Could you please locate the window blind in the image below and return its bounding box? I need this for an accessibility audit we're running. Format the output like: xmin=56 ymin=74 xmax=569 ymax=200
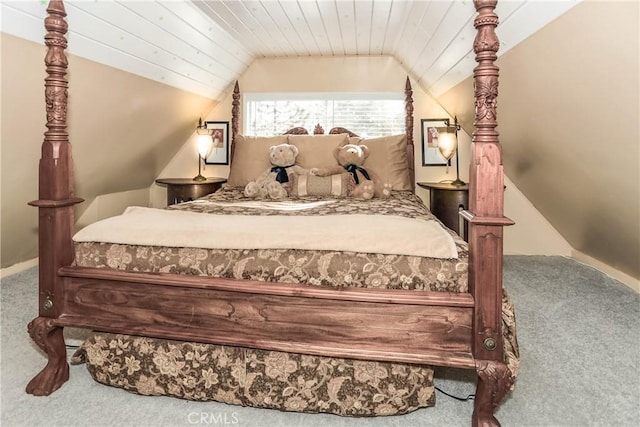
xmin=244 ymin=92 xmax=405 ymax=138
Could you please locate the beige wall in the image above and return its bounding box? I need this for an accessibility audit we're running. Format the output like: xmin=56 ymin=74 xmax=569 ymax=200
xmin=0 ymin=33 xmax=216 ymax=268
xmin=155 ymin=56 xmax=459 ymax=201
xmin=500 ymin=0 xmax=639 ymax=280
xmin=2 ymin=36 xmax=588 ymax=275
xmin=158 ymin=55 xmax=478 ymax=188
xmin=155 ymin=55 xmax=571 ymax=259
xmin=436 ymin=1 xmax=639 ymax=286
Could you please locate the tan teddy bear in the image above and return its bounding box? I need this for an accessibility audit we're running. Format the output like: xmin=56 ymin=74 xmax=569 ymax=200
xmin=311 ymin=144 xmax=392 ymax=200
xmin=244 ymin=144 xmax=309 ymax=199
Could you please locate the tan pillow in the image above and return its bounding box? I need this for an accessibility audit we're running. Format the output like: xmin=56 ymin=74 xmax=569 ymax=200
xmin=289 ymin=173 xmax=352 ymax=198
xmin=288 ymin=134 xmax=349 ymax=170
xmin=227 ymin=134 xmax=289 ymax=187
xmin=351 ymin=134 xmax=412 ymax=191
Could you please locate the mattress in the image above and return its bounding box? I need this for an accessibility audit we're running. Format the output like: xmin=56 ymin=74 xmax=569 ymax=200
xmin=73 ymin=188 xmax=468 ymax=293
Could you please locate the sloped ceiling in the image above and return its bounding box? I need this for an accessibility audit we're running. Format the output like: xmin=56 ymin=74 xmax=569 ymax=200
xmin=2 ymin=0 xmax=579 ymax=99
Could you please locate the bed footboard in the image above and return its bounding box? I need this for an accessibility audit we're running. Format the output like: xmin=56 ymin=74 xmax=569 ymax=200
xmin=27 ymin=266 xmax=477 ymax=395
xmin=55 ymin=267 xmax=476 ymax=368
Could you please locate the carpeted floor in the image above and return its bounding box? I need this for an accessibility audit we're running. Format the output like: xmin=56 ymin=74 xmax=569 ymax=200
xmin=1 ymin=256 xmax=638 ymax=426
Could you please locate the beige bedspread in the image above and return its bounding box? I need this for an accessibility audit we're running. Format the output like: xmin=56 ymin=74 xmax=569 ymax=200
xmin=73 ymin=206 xmax=457 ymax=259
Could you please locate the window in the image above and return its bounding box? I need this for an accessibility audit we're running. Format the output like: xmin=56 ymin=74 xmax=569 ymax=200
xmin=244 ymin=92 xmax=405 ymax=137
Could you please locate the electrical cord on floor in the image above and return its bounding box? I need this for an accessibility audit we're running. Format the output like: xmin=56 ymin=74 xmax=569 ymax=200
xmin=435 ymin=386 xmax=475 ymax=402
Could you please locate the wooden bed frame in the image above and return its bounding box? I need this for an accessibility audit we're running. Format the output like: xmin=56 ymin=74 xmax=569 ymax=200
xmin=27 ymin=1 xmax=513 ymax=426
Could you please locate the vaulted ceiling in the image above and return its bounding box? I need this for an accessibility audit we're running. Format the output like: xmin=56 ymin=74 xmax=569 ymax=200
xmin=2 ymin=0 xmax=579 ymax=99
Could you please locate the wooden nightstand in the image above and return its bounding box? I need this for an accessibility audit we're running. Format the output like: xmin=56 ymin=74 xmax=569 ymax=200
xmin=155 ymin=177 xmax=227 ymax=206
xmin=417 ymin=182 xmax=469 ymax=241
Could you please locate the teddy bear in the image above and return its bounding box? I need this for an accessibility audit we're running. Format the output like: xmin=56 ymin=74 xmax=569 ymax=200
xmin=311 ymin=143 xmax=392 ymax=200
xmin=244 ymin=144 xmax=309 ymax=199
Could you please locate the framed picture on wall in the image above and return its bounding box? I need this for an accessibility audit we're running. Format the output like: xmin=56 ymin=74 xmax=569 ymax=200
xmin=204 ymin=121 xmax=229 ymax=165
xmin=421 ymin=118 xmax=451 ymax=166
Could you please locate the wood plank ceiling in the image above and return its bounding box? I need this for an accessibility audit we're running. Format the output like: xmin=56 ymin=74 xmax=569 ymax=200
xmin=2 ymin=0 xmax=579 ymax=99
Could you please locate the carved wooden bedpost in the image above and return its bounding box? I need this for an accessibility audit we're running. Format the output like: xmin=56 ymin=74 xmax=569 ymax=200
xmin=404 ymin=76 xmax=415 ymax=191
xmin=230 ymin=81 xmax=240 ymax=162
xmin=464 ymin=1 xmax=515 ymax=426
xmin=26 ymin=0 xmax=82 ymax=396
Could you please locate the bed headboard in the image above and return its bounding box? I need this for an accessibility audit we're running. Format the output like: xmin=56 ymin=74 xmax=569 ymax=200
xmin=229 ymin=77 xmax=415 ymax=191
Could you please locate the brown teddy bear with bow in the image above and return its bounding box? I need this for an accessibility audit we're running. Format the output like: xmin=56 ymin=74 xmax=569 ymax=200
xmin=311 ymin=144 xmax=391 ymax=199
xmin=244 ymin=144 xmax=309 ymax=199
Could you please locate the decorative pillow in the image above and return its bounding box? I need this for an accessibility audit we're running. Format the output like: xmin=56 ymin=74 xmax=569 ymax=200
xmin=351 ymin=134 xmax=412 ymax=191
xmin=289 ymin=173 xmax=352 ymax=198
xmin=288 ymin=134 xmax=349 ymax=170
xmin=226 ymin=134 xmax=289 ymax=187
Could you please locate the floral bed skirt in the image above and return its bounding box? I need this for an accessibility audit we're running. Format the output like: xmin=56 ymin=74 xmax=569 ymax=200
xmin=72 ymin=337 xmax=436 ymax=417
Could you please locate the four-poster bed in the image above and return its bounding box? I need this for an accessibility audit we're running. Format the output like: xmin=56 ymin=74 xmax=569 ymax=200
xmin=27 ymin=1 xmax=516 ymax=425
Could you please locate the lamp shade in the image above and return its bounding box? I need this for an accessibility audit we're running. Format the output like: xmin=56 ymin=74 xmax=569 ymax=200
xmin=197 ymin=134 xmax=212 ymax=158
xmin=437 ymin=132 xmax=457 ymax=161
